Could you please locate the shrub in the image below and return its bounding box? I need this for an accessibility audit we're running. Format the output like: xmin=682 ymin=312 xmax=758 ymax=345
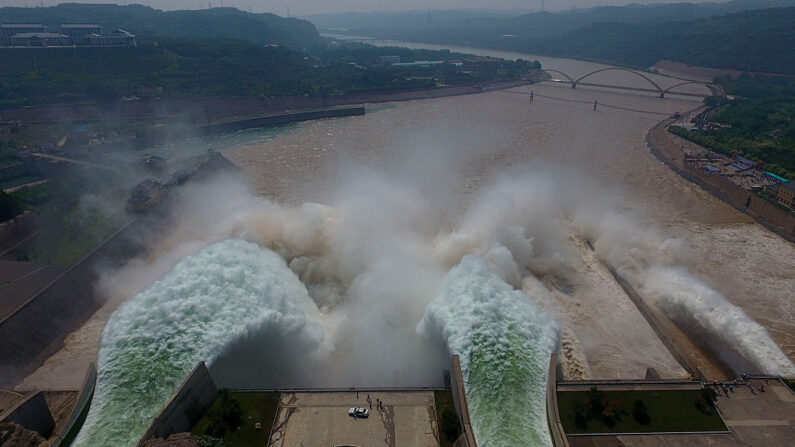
xmin=0 ymin=190 xmax=22 ymax=222
xmin=441 ymin=408 xmax=460 ymax=442
xmin=586 ymin=387 xmax=606 ymax=419
xmin=574 ymin=407 xmax=588 ymax=430
xmin=632 ymin=399 xmax=651 ymax=425
xmin=205 ymin=389 xmax=243 ymax=438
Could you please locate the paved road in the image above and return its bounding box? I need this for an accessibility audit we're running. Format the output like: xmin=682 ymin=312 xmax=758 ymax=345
xmin=269 ymin=391 xmax=439 ymax=447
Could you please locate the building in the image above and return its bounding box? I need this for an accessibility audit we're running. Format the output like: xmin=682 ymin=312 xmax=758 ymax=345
xmin=59 ymin=24 xmax=103 ymax=40
xmin=379 ymin=55 xmax=401 ymax=65
xmin=775 ymin=180 xmax=795 ymax=209
xmin=392 ymin=60 xmax=445 ymax=68
xmin=1 ymin=24 xmax=46 ymax=38
xmin=84 ymin=29 xmax=137 ymax=47
xmin=1 ymin=23 xmax=136 ymax=47
xmin=9 ymin=32 xmax=70 ymax=47
xmin=0 ymin=24 xmax=47 ymax=45
xmin=463 ymin=57 xmax=500 ymax=73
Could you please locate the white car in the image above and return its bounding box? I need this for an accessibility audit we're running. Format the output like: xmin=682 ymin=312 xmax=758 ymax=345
xmin=348 ymin=407 xmax=369 ymax=418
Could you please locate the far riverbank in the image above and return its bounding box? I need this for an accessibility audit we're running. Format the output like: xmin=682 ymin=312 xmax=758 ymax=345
xmin=0 ymin=77 xmax=538 ymax=125
xmin=645 ymin=113 xmax=795 ymax=242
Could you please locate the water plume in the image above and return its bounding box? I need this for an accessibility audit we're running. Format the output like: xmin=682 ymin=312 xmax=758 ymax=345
xmin=583 ymin=212 xmax=795 ymax=376
xmin=419 ymin=255 xmax=559 ymax=447
xmin=73 ymin=239 xmax=324 ymax=446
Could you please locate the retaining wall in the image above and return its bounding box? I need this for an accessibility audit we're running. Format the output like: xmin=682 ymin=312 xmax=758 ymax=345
xmin=200 ymin=107 xmax=365 ymax=135
xmin=681 ymin=163 xmax=751 ymax=209
xmin=450 ymin=355 xmax=478 ymax=447
xmin=747 ymin=195 xmax=795 ymax=235
xmin=136 ymin=362 xmax=218 ymax=447
xmin=646 ymin=117 xmax=795 ymax=242
xmin=0 ymin=390 xmax=54 ymax=437
xmin=51 ymin=363 xmax=96 ymax=447
xmin=545 ymin=354 xmax=570 ymax=447
xmin=0 ymin=216 xmax=153 ymax=387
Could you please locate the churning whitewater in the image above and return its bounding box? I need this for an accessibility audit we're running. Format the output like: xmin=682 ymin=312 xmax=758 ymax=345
xmin=71 ymin=167 xmax=794 ymax=446
xmin=585 ymin=213 xmax=795 ymax=377
xmin=419 ymin=255 xmax=560 ymax=447
xmin=73 ymin=239 xmax=324 ymax=447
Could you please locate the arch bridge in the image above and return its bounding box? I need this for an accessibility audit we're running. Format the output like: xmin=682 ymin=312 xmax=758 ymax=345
xmin=541 ymin=67 xmax=717 ymax=98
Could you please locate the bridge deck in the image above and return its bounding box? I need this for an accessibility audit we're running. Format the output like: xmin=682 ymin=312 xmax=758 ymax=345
xmin=541 ymin=79 xmax=709 ymax=98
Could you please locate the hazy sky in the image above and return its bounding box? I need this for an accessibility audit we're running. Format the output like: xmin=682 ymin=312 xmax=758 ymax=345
xmin=0 ymin=1 xmax=726 ymax=16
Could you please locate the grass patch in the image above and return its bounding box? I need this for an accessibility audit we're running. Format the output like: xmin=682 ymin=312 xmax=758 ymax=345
xmin=784 ymin=379 xmax=795 ymax=393
xmin=558 ymin=388 xmax=727 ymax=434
xmin=434 ymin=390 xmax=461 ymax=447
xmin=191 ymin=391 xmax=280 ymax=447
xmin=0 ymin=175 xmax=44 ymax=191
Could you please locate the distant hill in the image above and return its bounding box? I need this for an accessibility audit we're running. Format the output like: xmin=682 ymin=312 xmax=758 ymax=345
xmin=542 ymin=8 xmax=795 ymax=74
xmin=318 ymin=1 xmax=795 ymax=74
xmin=0 ymin=4 xmax=321 ymax=49
xmin=304 ymin=9 xmax=523 ymax=32
xmin=311 ymin=0 xmax=795 ymax=37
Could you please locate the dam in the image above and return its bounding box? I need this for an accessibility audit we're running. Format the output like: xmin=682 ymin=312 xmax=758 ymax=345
xmin=6 ymin=43 xmax=793 ymax=447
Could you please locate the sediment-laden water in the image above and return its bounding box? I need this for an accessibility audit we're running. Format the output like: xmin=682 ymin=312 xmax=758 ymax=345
xmin=34 ymin=42 xmax=792 ymax=447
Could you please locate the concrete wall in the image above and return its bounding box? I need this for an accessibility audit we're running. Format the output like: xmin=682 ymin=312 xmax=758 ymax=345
xmin=0 ymin=216 xmax=153 ymax=387
xmin=681 ymin=162 xmax=751 ymax=210
xmin=136 ymin=362 xmax=218 ymax=447
xmin=51 ymin=363 xmax=96 ymax=447
xmin=545 ymin=354 xmax=570 ymax=447
xmin=681 ymin=162 xmax=795 ymax=239
xmin=606 ymin=264 xmax=708 ymax=380
xmin=0 ymin=390 xmax=55 ymax=437
xmin=747 ymin=194 xmax=795 ymax=235
xmin=450 ymin=355 xmax=478 ymax=447
xmin=200 ymin=107 xmax=365 ymax=135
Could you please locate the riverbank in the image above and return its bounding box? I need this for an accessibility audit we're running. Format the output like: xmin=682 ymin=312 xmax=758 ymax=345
xmin=645 ymin=114 xmax=795 ymax=242
xmin=0 ymin=77 xmax=537 ymax=125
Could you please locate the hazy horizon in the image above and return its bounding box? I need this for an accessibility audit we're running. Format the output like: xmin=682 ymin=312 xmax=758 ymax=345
xmin=0 ymin=0 xmax=733 ymax=17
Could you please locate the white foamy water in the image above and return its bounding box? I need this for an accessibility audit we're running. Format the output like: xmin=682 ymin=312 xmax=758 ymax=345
xmin=587 ymin=214 xmax=795 ymax=376
xmin=642 ymin=266 xmax=795 ymax=376
xmin=73 ymin=239 xmax=323 ymax=446
xmin=419 ymin=255 xmax=559 ymax=447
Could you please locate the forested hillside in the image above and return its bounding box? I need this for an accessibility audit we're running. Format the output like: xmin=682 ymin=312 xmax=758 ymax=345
xmin=672 ymin=76 xmax=795 ymax=179
xmin=323 ymin=2 xmax=795 ymax=74
xmin=0 ymin=4 xmax=321 ymax=49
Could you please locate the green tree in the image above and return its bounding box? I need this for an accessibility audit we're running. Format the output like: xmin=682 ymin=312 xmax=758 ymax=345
xmin=0 ymin=190 xmax=22 ymax=222
xmin=632 ymin=399 xmax=650 ymax=425
xmin=205 ymin=389 xmax=243 ymax=438
xmin=441 ymin=408 xmax=461 ymax=442
xmin=586 ymin=387 xmax=606 ymax=419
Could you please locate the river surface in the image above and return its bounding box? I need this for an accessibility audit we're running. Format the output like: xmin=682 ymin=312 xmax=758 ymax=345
xmin=224 ymin=40 xmax=794 ymax=379
xmin=19 ymin=40 xmax=794 ymax=447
